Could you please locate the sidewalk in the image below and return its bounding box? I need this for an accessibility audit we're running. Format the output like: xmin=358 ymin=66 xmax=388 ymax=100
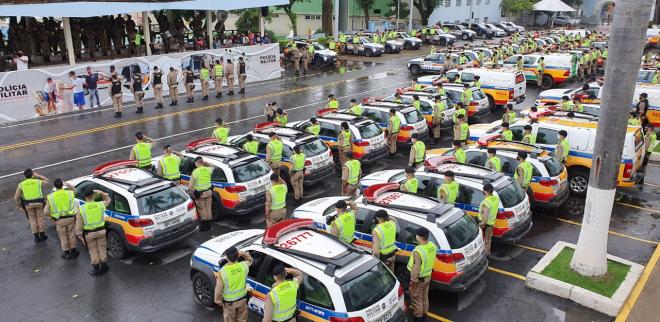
xmin=618 ymin=244 xmax=660 ymax=322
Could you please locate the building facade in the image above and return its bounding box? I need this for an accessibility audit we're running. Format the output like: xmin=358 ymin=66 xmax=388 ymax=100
xmin=428 ymin=0 xmax=502 ymax=26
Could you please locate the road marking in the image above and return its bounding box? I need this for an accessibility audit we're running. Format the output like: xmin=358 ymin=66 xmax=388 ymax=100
xmin=642 ymin=182 xmax=660 ymax=188
xmin=615 ymin=243 xmax=660 ymax=322
xmin=0 ymin=82 xmax=408 ymax=180
xmin=616 ymin=202 xmax=660 ymax=214
xmin=541 ymin=214 xmax=659 ymax=245
xmin=488 ymin=266 xmax=527 ymax=281
xmin=514 ymin=244 xmax=548 ymax=254
xmin=426 ymin=312 xmax=453 ymax=322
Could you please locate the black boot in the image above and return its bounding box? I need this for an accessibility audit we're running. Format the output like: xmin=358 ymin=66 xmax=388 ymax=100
xmin=169 ymin=101 xmax=175 ymax=106
xmin=202 ymin=95 xmax=208 ymax=101
xmin=70 ymin=248 xmax=80 ymax=258
xmin=61 ymin=250 xmax=71 ymax=260
xmin=33 ymin=233 xmax=41 ymax=243
xmin=216 ymin=93 xmax=222 ymax=98
xmin=173 ymin=101 xmax=178 ymax=106
xmin=39 ymin=232 xmax=47 ymax=242
xmin=238 ymin=89 xmax=244 ymax=94
xmin=136 ymin=106 xmax=143 ymax=114
xmin=114 ymin=112 xmax=121 ymax=118
xmin=89 ymin=264 xmax=101 ymax=276
xmin=118 ymin=112 xmax=122 ymax=117
xmin=99 ymin=261 xmax=109 ymax=274
xmin=199 ymin=220 xmax=210 ymax=232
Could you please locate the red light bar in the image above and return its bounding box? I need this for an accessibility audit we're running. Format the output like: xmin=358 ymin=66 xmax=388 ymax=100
xmin=529 ymin=110 xmax=554 ymax=119
xmin=92 ymin=160 xmax=137 ymax=176
xmin=255 ymin=122 xmax=279 ymax=130
xmin=362 ymin=97 xmax=378 ymax=104
xmin=424 ymin=156 xmax=456 ymax=171
xmin=186 ymin=138 xmax=220 ymax=151
xmin=363 ymin=183 xmax=401 ymax=202
xmin=477 ymin=133 xmax=502 ymax=146
xmin=263 ymin=219 xmax=315 ymax=245
xmin=316 ymin=108 xmax=338 ymax=117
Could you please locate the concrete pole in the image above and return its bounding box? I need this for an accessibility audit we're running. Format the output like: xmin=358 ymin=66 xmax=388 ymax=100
xmin=570 ymin=0 xmax=653 ymax=277
xmin=62 ymin=17 xmax=75 ymax=66
xmin=142 ymin=12 xmax=152 ymax=56
xmin=408 ymin=0 xmax=413 ymax=30
xmin=396 ymin=0 xmax=400 ymax=31
xmin=468 ymin=0 xmax=473 ymax=28
xmin=333 ymin=0 xmax=339 ymax=41
xmin=259 ymin=16 xmax=265 ymax=38
xmin=207 ymin=10 xmax=214 ymax=49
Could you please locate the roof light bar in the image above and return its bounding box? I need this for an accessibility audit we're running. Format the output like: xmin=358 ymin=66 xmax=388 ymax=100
xmin=92 ymin=160 xmax=137 ymax=176
xmin=477 ymin=133 xmax=502 ymax=146
xmin=424 ymin=156 xmax=456 ymax=171
xmin=186 ymin=138 xmax=220 ymax=151
xmin=263 ymin=219 xmax=315 ymax=245
xmin=255 ymin=122 xmax=280 ymax=130
xmin=363 ymin=183 xmax=401 ymax=202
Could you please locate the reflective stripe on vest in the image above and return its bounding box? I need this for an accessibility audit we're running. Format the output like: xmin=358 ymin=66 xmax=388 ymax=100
xmin=213 ymin=127 xmax=229 ymax=144
xmin=269 ymin=184 xmax=287 ymax=210
xmin=404 ymin=178 xmax=419 ymax=193
xmin=269 ymin=280 xmax=298 ymax=322
xmin=414 ymin=141 xmax=425 ymax=163
xmin=220 ymin=261 xmax=249 ymax=301
xmin=192 ymin=166 xmax=213 ymax=191
xmin=291 ymin=153 xmax=305 ymax=171
xmin=515 ymin=161 xmax=533 ymax=188
xmin=346 ymin=159 xmax=361 ymax=185
xmin=407 ymin=242 xmax=437 ymax=277
xmin=486 ymin=156 xmax=502 ymax=172
xmin=335 ymin=211 xmax=356 ymax=243
xmin=160 ymin=155 xmax=181 ymax=180
xmin=375 ymin=220 xmax=397 ymax=255
xmin=80 ymin=201 xmax=106 ymax=231
xmin=268 ymin=140 xmax=283 ymax=162
xmin=480 ymin=195 xmax=500 ymax=226
xmin=134 ymin=142 xmax=152 ymax=167
xmin=200 ymin=68 xmax=210 ymax=80
xmin=19 ymin=178 xmax=43 ymax=201
xmin=47 ymin=189 xmax=75 ymax=219
xmin=243 ymin=141 xmax=259 ymax=154
xmin=439 ymin=181 xmax=459 ymax=204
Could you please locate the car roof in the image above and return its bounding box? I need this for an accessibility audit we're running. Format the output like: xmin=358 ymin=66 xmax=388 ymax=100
xmin=254 ymin=126 xmax=317 ymax=143
xmin=316 ymin=111 xmax=372 ymax=125
xmin=92 ymin=161 xmax=174 ymax=196
xmin=362 ymin=102 xmax=416 ymax=112
xmin=185 ymin=139 xmax=260 ymax=166
xmin=422 ymin=160 xmax=508 ymax=187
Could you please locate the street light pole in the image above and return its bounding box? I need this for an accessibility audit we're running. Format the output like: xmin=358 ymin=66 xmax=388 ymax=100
xmin=468 ymin=0 xmax=474 ymax=28
xmin=570 ymin=0 xmax=653 ymax=277
xmin=408 ymin=0 xmax=413 ymax=30
xmin=396 ymin=0 xmax=400 ymax=31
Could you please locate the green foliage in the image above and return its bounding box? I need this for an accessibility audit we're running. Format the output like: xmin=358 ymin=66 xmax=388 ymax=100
xmin=413 ymin=0 xmax=443 ymax=26
xmin=276 ymin=0 xmax=310 ymax=36
xmin=355 ymin=0 xmax=376 ymax=27
xmin=500 ymin=0 xmax=535 ymax=18
xmin=234 ymin=9 xmax=272 ymax=34
xmin=384 ymin=0 xmax=411 ymax=19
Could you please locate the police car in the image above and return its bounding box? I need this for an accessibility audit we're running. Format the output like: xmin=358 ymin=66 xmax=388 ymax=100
xmin=69 ymin=160 xmax=198 ymax=259
xmin=228 ymin=123 xmax=335 ymax=186
xmin=398 ymin=84 xmax=491 ymax=123
xmin=427 ymin=30 xmax=457 ymax=46
xmin=290 ymin=110 xmax=389 ymax=165
xmin=363 ymin=32 xmax=403 ymax=54
xmin=285 ymin=41 xmax=338 ymax=67
xmin=408 ymin=53 xmax=461 ymax=76
xmin=534 ymin=82 xmax=602 ymax=106
xmin=353 ymin=100 xmax=429 ymax=146
xmin=359 ymin=158 xmax=532 ymax=243
xmin=154 ymin=139 xmax=273 ymax=219
xmin=441 ymin=23 xmax=477 ymax=41
xmin=292 ymin=183 xmax=488 ymax=292
xmin=345 ymin=36 xmax=385 ymax=57
xmin=395 ymin=31 xmax=423 ymax=50
xmin=376 ymin=94 xmax=456 ymax=131
xmin=190 ymin=219 xmax=406 ymax=322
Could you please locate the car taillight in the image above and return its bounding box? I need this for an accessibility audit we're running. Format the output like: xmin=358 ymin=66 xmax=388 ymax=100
xmin=328 ymin=149 xmax=333 ymax=157
xmin=509 ymin=89 xmax=514 ymax=99
xmin=469 ymin=101 xmax=478 ymax=106
xmin=496 ymin=211 xmax=515 ymax=219
xmin=304 ymin=160 xmax=312 ymax=166
xmin=354 ymin=140 xmax=370 ymax=147
xmin=398 ymin=284 xmax=404 ymax=299
xmin=330 ymin=317 xmax=365 ymax=322
xmin=128 ymin=218 xmax=154 ymax=227
xmin=539 ymin=178 xmax=558 ymax=186
xmin=564 ymin=71 xmax=570 ymax=76
xmin=225 ymin=185 xmax=247 ymax=193
xmin=187 ymin=200 xmax=196 ymax=211
xmin=400 ymin=125 xmax=414 ymax=131
xmin=623 ymin=163 xmax=633 ymax=179
xmin=436 ymin=252 xmax=465 ymax=263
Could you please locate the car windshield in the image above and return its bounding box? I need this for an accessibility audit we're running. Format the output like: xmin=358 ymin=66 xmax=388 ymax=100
xmin=137 ymin=186 xmax=188 ymax=216
xmin=403 ymin=110 xmax=424 ymax=124
xmin=315 ymin=43 xmax=327 ymax=50
xmin=472 ymin=89 xmax=486 ymax=100
xmin=443 ymin=214 xmax=480 ymax=249
xmin=341 ymin=263 xmax=396 ymax=312
xmin=497 ymin=181 xmax=526 ymax=208
xmin=231 ymin=159 xmax=271 ymax=183
xmin=300 ymin=139 xmax=329 ymax=157
xmin=543 ymin=156 xmax=564 ymax=177
xmin=389 ymin=171 xmax=406 ymax=183
xmin=358 ymin=123 xmax=383 ymax=139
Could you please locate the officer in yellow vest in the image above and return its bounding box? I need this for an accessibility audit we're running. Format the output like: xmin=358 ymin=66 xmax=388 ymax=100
xmin=44 ymin=178 xmax=79 ymax=259
xmin=388 ymin=109 xmax=400 ymax=156
xmin=453 ymin=114 xmax=469 ymax=145
xmin=328 ymin=38 xmax=336 ymax=52
xmin=157 ymin=145 xmax=183 ymax=181
xmin=408 ymin=227 xmax=437 ymax=322
xmin=342 ymin=152 xmax=361 ymax=196
xmin=555 ymin=130 xmax=570 ymax=163
xmin=129 ymin=131 xmax=155 ymax=170
xmin=14 ymin=168 xmax=49 ymax=242
xmin=522 ymin=125 xmax=536 ymax=144
xmin=290 ymin=145 xmax=306 ymax=203
xmin=75 ymin=188 xmax=111 ymax=276
xmin=306 ymin=117 xmax=320 ymax=136
xmin=267 ymin=132 xmax=284 ymax=176
xmin=214 ymin=58 xmax=224 ymax=98
xmin=265 ymin=173 xmax=288 ymax=227
xmin=461 ymin=83 xmax=473 ymax=106
xmin=188 ymin=156 xmax=214 ymax=231
xmin=438 ymin=170 xmax=459 ymax=204
xmin=452 ymin=140 xmax=466 ymax=164
xmin=349 ymin=99 xmax=363 ymax=116
xmin=536 ymin=56 xmax=545 ymax=87
xmin=401 ymin=167 xmax=419 ymax=194
xmin=412 ymin=78 xmax=424 ymax=91
xmin=515 ymin=151 xmax=533 ymax=192
xmin=485 ymin=148 xmax=502 ymax=172
xmin=329 ymin=199 xmax=358 ymax=243
xmin=560 ymin=95 xmax=573 ymax=111
xmin=200 ymin=63 xmax=210 ymax=101
xmin=502 ymin=104 xmax=517 ymax=124
xmin=326 ymin=94 xmax=339 ymax=109
xmin=409 ymin=133 xmax=426 ymax=167
xmin=372 ymin=210 xmax=398 ymax=271
xmin=352 ymin=35 xmax=360 ymax=55
xmin=431 ymin=95 xmax=446 ymax=145
xmin=572 ymin=97 xmax=585 ymax=113
xmin=214 ymin=246 xmax=253 ymax=322
xmin=339 ymin=33 xmax=347 ymax=54
xmin=412 ymin=95 xmax=422 ymax=111
xmin=243 ymin=134 xmax=259 ymax=154
xmin=629 ymin=112 xmax=641 ymax=126
xmin=479 ymin=183 xmax=500 ymax=255
xmin=501 ymin=122 xmax=513 ymax=141
xmin=263 ymin=265 xmax=303 ymax=322
xmin=337 ymin=122 xmax=353 ymax=168
xmin=212 ymin=118 xmax=230 ymax=144
xmin=276 ymin=108 xmax=288 ymax=127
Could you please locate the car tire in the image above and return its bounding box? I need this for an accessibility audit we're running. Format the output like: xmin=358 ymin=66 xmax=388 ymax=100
xmin=314 ymin=57 xmax=323 ymax=68
xmin=409 ymin=64 xmax=421 ymax=75
xmin=404 ymin=42 xmax=412 ymax=50
xmin=568 ymin=168 xmax=590 ymax=196
xmin=211 ymin=191 xmax=223 ymax=221
xmin=365 ymin=49 xmax=373 ymax=57
xmin=541 ymin=74 xmax=554 ymax=90
xmin=106 ymin=229 xmax=128 ymax=259
xmin=462 ymin=33 xmax=469 ymax=41
xmin=385 ymin=46 xmax=392 ymax=54
xmin=192 ymin=271 xmax=216 ymax=308
xmin=487 ymin=95 xmax=496 ymax=112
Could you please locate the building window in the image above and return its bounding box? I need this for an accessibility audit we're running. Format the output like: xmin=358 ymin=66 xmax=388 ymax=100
xmin=467 ymin=0 xmax=472 ymax=5
xmin=456 ymin=0 xmax=462 ymax=7
xmin=374 ymin=9 xmax=381 ymax=14
xmin=483 ymin=17 xmax=489 ymax=23
xmin=477 ymin=0 xmax=481 ymax=4
xmin=444 ymin=0 xmax=451 ymax=7
xmin=305 ymin=15 xmax=321 ymax=20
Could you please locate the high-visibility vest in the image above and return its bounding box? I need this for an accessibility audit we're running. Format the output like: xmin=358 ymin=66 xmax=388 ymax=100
xmin=269 ymin=184 xmax=287 ymax=210
xmin=192 ymin=166 xmax=213 ymax=191
xmin=352 ymin=37 xmax=360 ymax=44
xmin=515 ymin=161 xmax=533 ymax=188
xmin=80 ymin=201 xmax=106 ymax=231
xmin=390 ymin=115 xmax=401 ymax=133
xmin=439 ymin=181 xmax=459 ymax=204
xmin=268 ymin=140 xmax=283 ymax=162
xmin=433 ymin=101 xmax=446 ymax=118
xmin=537 ymin=61 xmax=545 ymax=73
xmin=454 ymin=148 xmax=466 ymax=163
xmin=346 ymin=159 xmax=361 ymax=185
xmin=474 ymin=81 xmax=482 ymax=89
xmin=47 ymin=189 xmax=75 ymax=219
xmin=523 ymin=133 xmax=536 ymax=144
xmin=135 ymin=33 xmax=142 ymax=45
xmin=133 ymin=142 xmax=152 ymax=168
xmin=407 ymin=242 xmax=437 ymax=278
xmin=479 ymin=195 xmax=500 ymax=226
xmin=404 ymin=177 xmax=419 ymax=194
xmin=340 ymin=130 xmax=351 ymax=147
xmin=276 ymin=115 xmax=288 ymax=126
xmin=269 ymin=280 xmax=299 ymax=322
xmin=502 ymin=129 xmax=513 ymax=141
xmin=557 ymin=139 xmax=570 ymax=162
xmin=413 ymin=84 xmax=424 ymax=91
xmin=647 ymin=132 xmax=657 ymax=153
xmin=160 ymin=154 xmax=181 ymax=180
xmin=339 ymin=35 xmax=347 ymax=43
xmin=328 ymin=41 xmax=336 ymax=50
xmin=350 ymin=104 xmax=363 ymax=116
xmin=214 ymin=64 xmax=224 ymax=77
xmin=461 ymin=89 xmax=473 ymax=104
xmin=413 ymin=100 xmax=421 ymax=110
xmin=307 ymin=45 xmax=315 ymax=54
xmin=328 ymin=100 xmax=339 ymax=109
xmin=291 ymin=152 xmax=305 ymax=171
xmin=503 ymin=111 xmax=517 ymax=124
xmin=560 ymin=101 xmax=573 ymax=111
xmin=437 ymin=87 xmax=445 ymax=96
xmin=200 ymin=68 xmax=210 ymax=80
xmin=373 ymin=34 xmax=380 ymax=43
xmin=486 ymin=156 xmax=502 ymax=172
xmin=413 ymin=141 xmax=425 ymax=163
xmin=335 ymin=211 xmax=356 ymax=243
xmin=629 ymin=118 xmax=641 ymax=126
xmin=19 ymin=178 xmax=43 ymax=201
xmin=307 ymin=124 xmax=320 ymax=136
xmin=219 ymin=261 xmax=249 ymax=301
xmin=374 ymin=220 xmax=397 ymax=255
xmin=213 ymin=126 xmax=229 ymax=144
xmin=243 ymin=141 xmax=259 ymax=154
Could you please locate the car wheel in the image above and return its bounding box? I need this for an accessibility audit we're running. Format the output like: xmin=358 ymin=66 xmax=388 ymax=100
xmin=462 ymin=33 xmax=469 ymax=41
xmin=409 ymin=64 xmax=421 ymax=75
xmin=106 ymin=229 xmax=128 ymax=259
xmin=487 ymin=95 xmax=496 ymax=112
xmin=314 ymin=57 xmax=323 ymax=68
xmin=211 ymin=191 xmax=223 ymax=221
xmin=568 ymin=169 xmax=589 ymax=196
xmin=192 ymin=272 xmax=216 ymax=308
xmin=385 ymin=46 xmax=392 ymax=54
xmin=404 ymin=42 xmax=412 ymax=50
xmin=364 ymin=49 xmax=373 ymax=57
xmin=541 ymin=75 xmax=554 ymax=90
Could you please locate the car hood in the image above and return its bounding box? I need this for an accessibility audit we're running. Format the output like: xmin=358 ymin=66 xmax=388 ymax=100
xmin=360 ymin=169 xmax=405 ymax=187
xmin=387 ymin=40 xmax=404 ymax=46
xmin=193 ymin=229 xmax=264 ymax=270
xmin=417 ymin=75 xmax=443 ymax=85
xmin=409 ymin=57 xmax=424 ymax=64
xmin=538 ymin=88 xmax=575 ymax=99
xmin=292 ymin=196 xmax=349 ymax=219
xmin=366 ymin=43 xmax=385 ymax=49
xmin=437 ymin=33 xmax=457 ymax=39
xmin=405 ymin=37 xmax=423 ymax=42
xmin=317 ymin=49 xmax=337 ymax=56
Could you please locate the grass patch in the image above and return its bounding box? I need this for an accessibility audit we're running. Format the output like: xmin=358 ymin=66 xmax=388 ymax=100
xmin=540 ymin=247 xmax=630 ymax=298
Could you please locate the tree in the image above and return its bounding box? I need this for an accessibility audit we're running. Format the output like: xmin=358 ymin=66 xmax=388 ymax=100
xmin=322 ymin=0 xmax=333 ymax=35
xmin=234 ymin=9 xmax=272 ymax=34
xmin=356 ymin=0 xmax=376 ymax=29
xmin=276 ymin=0 xmax=310 ymax=36
xmin=413 ymin=0 xmax=443 ymax=26
xmin=499 ymin=0 xmax=534 ymax=21
xmin=385 ymin=0 xmax=411 ymax=20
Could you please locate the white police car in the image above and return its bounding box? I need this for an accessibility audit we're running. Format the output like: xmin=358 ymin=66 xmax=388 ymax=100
xmin=69 ymin=160 xmax=198 ymax=259
xmin=345 ymin=36 xmax=385 ymax=57
xmin=395 ymin=32 xmax=423 ymax=50
xmin=190 ymin=219 xmax=406 ymax=322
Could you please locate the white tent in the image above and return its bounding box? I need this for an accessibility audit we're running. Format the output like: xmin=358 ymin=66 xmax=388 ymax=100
xmin=533 ymin=0 xmax=576 ymax=12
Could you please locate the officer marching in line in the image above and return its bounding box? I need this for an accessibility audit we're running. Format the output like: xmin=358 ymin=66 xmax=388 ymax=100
xmin=431 ymin=95 xmax=445 ymax=145
xmin=522 ymin=125 xmax=536 ymax=144
xmin=167 ymin=66 xmax=179 ymax=106
xmin=292 ymin=45 xmax=302 ymax=76
xmin=152 ymin=66 xmax=164 ymax=109
xmin=214 ymin=59 xmax=225 ymax=98
xmin=132 ymin=69 xmax=145 ymax=114
xmin=184 ymin=66 xmax=195 ymax=103
xmin=452 ymin=140 xmax=466 ymax=164
xmin=200 ymin=63 xmax=210 ymax=101
xmin=110 ymin=73 xmax=123 ymax=118
xmin=214 ymin=246 xmax=253 ymax=322
xmin=265 ymin=173 xmax=288 ymax=227
xmin=342 ymin=152 xmax=361 ymax=196
xmin=307 ymin=117 xmax=320 ymax=136
xmin=267 ymin=132 xmax=284 ymax=176
xmin=157 ymin=145 xmax=183 ymax=181
xmin=555 ymin=130 xmax=570 ymax=164
xmin=290 ymin=145 xmax=306 ymax=204
xmin=75 ymin=189 xmax=111 ymax=276
xmin=453 ymin=114 xmax=469 ymax=146
xmin=263 ymin=265 xmax=303 ymax=322
xmin=485 ymin=148 xmax=502 ymax=172
xmin=409 ymin=133 xmax=426 ymax=168
xmin=437 ymin=170 xmax=459 ymax=205
xmin=501 ymin=122 xmax=513 ymax=141
xmin=188 ymin=156 xmax=214 ymax=232
xmin=337 ymin=122 xmax=353 ymax=168
xmin=515 ymin=151 xmax=533 ymax=195
xmin=326 ymin=94 xmax=339 ymax=109
xmin=44 ymin=179 xmax=80 ymax=259
xmin=14 ymin=169 xmax=50 ymax=242
xmin=212 ymin=118 xmax=230 ymax=144
xmin=349 ymin=98 xmax=362 ymax=116
xmin=387 ymin=108 xmax=401 ymax=157
xmin=238 ymin=57 xmax=247 ymax=94
xmin=243 ymin=134 xmax=259 ymax=155
xmin=372 ymin=210 xmax=398 ymax=272
xmin=502 ymin=104 xmax=517 ymax=124
xmin=408 ymin=227 xmax=437 ymax=322
xmin=226 ymin=59 xmax=236 ymax=96
xmin=401 ymin=167 xmax=419 ymax=194
xmin=329 ymin=199 xmax=358 ymax=243
xmin=129 ymin=131 xmax=155 ymax=170
xmin=478 ymin=183 xmax=500 ymax=256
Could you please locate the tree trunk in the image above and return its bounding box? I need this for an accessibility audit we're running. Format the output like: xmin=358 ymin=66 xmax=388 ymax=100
xmin=655 ymin=0 xmax=660 ymax=23
xmin=322 ymin=0 xmax=334 ymax=35
xmin=284 ymin=7 xmax=298 ymax=36
xmin=413 ymin=1 xmax=430 ymax=26
xmin=363 ymin=6 xmax=370 ymax=30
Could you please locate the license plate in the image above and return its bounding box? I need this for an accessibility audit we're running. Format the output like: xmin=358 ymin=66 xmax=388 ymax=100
xmin=162 ymin=216 xmax=181 ymax=228
xmin=253 ymin=185 xmax=267 ymax=194
xmin=372 ymin=136 xmax=384 ymax=144
xmin=373 ymin=310 xmax=393 ymax=322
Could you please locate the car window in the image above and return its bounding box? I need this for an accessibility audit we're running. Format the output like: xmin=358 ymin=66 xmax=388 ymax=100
xmin=496 ymin=182 xmax=526 ymax=208
xmin=211 ymin=168 xmax=228 ymax=182
xmin=458 ymin=185 xmax=485 ymax=205
xmin=461 ymin=73 xmax=475 ymax=82
xmin=263 ymin=256 xmax=288 ymax=287
xmin=340 ymin=263 xmax=396 ymax=312
xmin=504 ymin=56 xmax=518 ymax=64
xmin=523 ymin=56 xmax=537 ymax=65
xmin=257 ymin=137 xmax=269 ymax=154
xmin=113 ymin=193 xmax=131 ymax=214
xmin=232 ymin=136 xmax=248 ymax=148
xmin=501 ymin=156 xmax=517 ymax=176
xmin=414 ymin=174 xmax=432 ymax=195
xmin=75 ymin=181 xmax=99 ymax=200
xmin=536 ymin=127 xmax=560 ymax=145
xmin=180 ymin=157 xmax=196 ymax=176
xmin=301 ymin=274 xmax=334 ymax=310
xmin=471 ymin=89 xmax=486 ymax=100
xmin=319 ymin=122 xmax=339 ymax=138
xmin=282 ymin=145 xmax=293 ymax=158
xmin=466 ymin=151 xmax=486 ymax=166
xmin=357 ymin=123 xmax=382 ymax=139
xmin=295 ymin=121 xmax=311 ymax=132
xmin=247 ymin=250 xmax=267 ymax=281
xmin=300 ymin=139 xmax=329 ymax=157
xmin=532 ymin=164 xmax=542 ymax=177
xmin=419 ymin=101 xmax=433 ymax=114
xmin=443 ymin=214 xmax=480 ymax=249
xmin=363 ymin=108 xmax=388 ymax=124
xmin=355 ymin=207 xmax=372 ymax=232
xmin=231 ymin=159 xmax=271 ymax=183
xmin=543 ymin=156 xmax=564 ymax=177
xmin=444 ymin=90 xmax=462 ymax=102
xmin=137 ymin=185 xmax=188 ymax=216
xmin=402 ymin=221 xmax=439 ymax=246
xmin=403 ymin=110 xmax=424 ymax=124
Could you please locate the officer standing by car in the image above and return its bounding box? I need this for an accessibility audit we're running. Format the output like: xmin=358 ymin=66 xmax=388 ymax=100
xmin=263 ymin=265 xmax=303 ymax=322
xmin=43 ymin=179 xmax=79 ymax=260
xmin=522 ymin=125 xmax=536 ymax=144
xmin=130 ymin=132 xmax=155 ymax=170
xmin=330 ymin=199 xmax=358 ymax=243
xmin=337 ymin=122 xmax=353 ymax=167
xmin=555 ymin=130 xmax=570 ymax=164
xmin=485 ymin=148 xmax=502 ymax=172
xmin=75 ymin=189 xmax=111 ymax=276
xmin=212 ymin=118 xmax=230 ymax=144
xmin=432 ymin=95 xmax=445 ymax=145
xmin=502 ymin=104 xmax=517 ymax=124
xmin=349 ymin=99 xmax=362 ymax=116
xmin=515 ymin=151 xmax=533 ymax=193
xmin=243 ymin=134 xmax=259 ymax=154
xmin=536 ymin=56 xmax=545 ymax=87
xmin=454 ymin=114 xmax=469 ymax=145
xmin=372 ymin=209 xmax=397 ymax=272
xmin=214 ymin=246 xmax=253 ymax=322
xmin=167 ymin=66 xmax=179 ymax=106
xmin=276 ymin=108 xmax=288 ymax=127
xmin=401 ymin=167 xmax=419 ymax=194
xmin=188 ymin=156 xmax=214 ymax=232
xmin=409 ymin=134 xmax=426 ymax=167
xmin=157 ymin=145 xmax=183 ymax=181
xmin=326 ymin=94 xmax=339 ymax=109
xmin=111 ymin=74 xmax=123 ymax=118
xmin=452 ymin=140 xmax=466 ymax=163
xmin=184 ymin=66 xmax=195 ymax=103
xmin=14 ymin=169 xmax=49 ymax=243
xmin=479 ymin=183 xmax=500 ymax=256
xmin=266 ymin=132 xmax=284 ymax=176
xmin=438 ymin=170 xmax=459 ymax=205
xmin=290 ymin=145 xmax=305 ymax=204
xmin=152 ymin=66 xmax=164 ymax=109
xmin=388 ymin=109 xmax=400 ymax=157
xmin=342 ymin=152 xmax=361 ymax=196
xmin=265 ymin=173 xmax=287 ymax=227
xmin=200 ymin=63 xmax=210 ymax=101
xmin=408 ymin=227 xmax=437 ymax=322
xmin=307 ymin=117 xmax=320 ymax=136
xmin=238 ymin=56 xmax=247 ymax=94
xmin=292 ymin=45 xmax=301 ymax=76
xmin=501 ymin=122 xmax=513 ymax=141
xmin=214 ymin=58 xmax=224 ymax=98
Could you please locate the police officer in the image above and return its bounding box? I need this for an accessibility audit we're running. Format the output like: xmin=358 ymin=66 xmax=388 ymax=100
xmin=307 ymin=117 xmax=320 ymax=136
xmin=265 ymin=173 xmax=287 ymax=227
xmin=326 ymin=94 xmax=339 ymax=109
xmin=461 ymin=83 xmax=473 ymax=106
xmin=44 ymin=178 xmax=79 ymax=259
xmin=473 ymin=75 xmax=482 ymax=89
xmin=479 ymin=183 xmax=500 ymax=255
xmin=157 ymin=145 xmax=183 ymax=181
xmin=485 ymin=148 xmax=502 ymax=172
xmin=454 ymin=114 xmax=469 ymax=145
xmin=409 ymin=133 xmax=426 ymax=167
xmin=372 ymin=210 xmax=397 ymax=271
xmin=14 ymin=169 xmax=49 ymax=242
xmin=337 ymin=122 xmax=353 ymax=167
xmin=572 ymin=97 xmax=585 ymax=113
xmin=352 ymin=34 xmax=360 ymax=55
xmin=75 ymin=189 xmax=111 ymax=276
xmin=329 ymin=199 xmax=357 ymax=243
xmin=431 ymin=95 xmax=445 ymax=145
xmin=276 ymin=108 xmax=288 ymax=127
xmin=238 ymin=56 xmax=247 ymax=94
xmin=452 ymin=140 xmax=466 ymax=164
xmin=502 ymin=104 xmax=517 ymax=124
xmin=301 ymin=45 xmax=309 ymax=75
xmin=437 ymin=170 xmax=459 ymax=204
xmin=226 ymin=59 xmax=235 ymax=95
xmin=412 ymin=78 xmax=423 ymax=91
xmin=522 ymin=125 xmax=536 ymax=144
xmin=214 ymin=59 xmax=224 ymax=98
xmin=515 ymin=151 xmax=533 ymax=193
xmin=408 ymin=227 xmax=437 ymax=322
xmin=200 ymin=63 xmax=210 ymax=101
xmin=243 ymin=134 xmax=259 ymax=154
xmin=130 ymin=132 xmax=155 ymax=170
xmin=453 ymin=101 xmax=467 ymax=125
xmin=636 ymin=93 xmax=649 ymax=116
xmin=536 ymin=57 xmax=545 ymax=87
xmin=167 ymin=66 xmax=179 ymax=106
xmin=212 ymin=118 xmax=230 ymax=144
xmin=501 ymin=122 xmax=513 ymax=141
xmin=188 ymin=156 xmax=213 ymax=231
xmin=290 ymin=146 xmax=306 ymax=203
xmin=152 ymin=66 xmax=164 ymax=109
xmin=388 ymin=109 xmax=400 ymax=156
xmin=560 ymin=95 xmax=573 ymax=111
xmin=267 ymin=132 xmax=284 ymax=175
xmin=401 ymin=167 xmax=418 ymax=194
xmin=214 ymin=246 xmax=252 ymax=322
xmin=349 ymin=99 xmax=362 ymax=116
xmin=292 ymin=45 xmax=301 ymax=76
xmin=412 ymin=95 xmax=421 ymax=111
xmin=263 ymin=265 xmax=303 ymax=322
xmin=110 ymin=74 xmax=123 ymax=118
xmin=184 ymin=66 xmax=195 ymax=103
xmin=342 ymin=152 xmax=361 ymax=196
xmin=555 ymin=130 xmax=570 ymax=163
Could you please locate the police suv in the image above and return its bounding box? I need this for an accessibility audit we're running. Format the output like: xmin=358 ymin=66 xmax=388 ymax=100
xmin=345 ymin=36 xmax=385 ymax=57
xmin=190 ymin=219 xmax=406 ymax=322
xmin=69 ymin=160 xmax=198 ymax=259
xmin=395 ymin=31 xmax=423 ymax=49
xmin=363 ymin=32 xmax=403 ymax=54
xmin=354 ymin=101 xmax=429 ymax=146
xmin=377 ymin=94 xmax=456 ymax=132
xmin=292 ymin=183 xmax=488 ymax=292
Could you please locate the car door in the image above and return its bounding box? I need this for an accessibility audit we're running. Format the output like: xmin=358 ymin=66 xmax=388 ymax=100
xmin=245 ymin=250 xmax=273 ymax=317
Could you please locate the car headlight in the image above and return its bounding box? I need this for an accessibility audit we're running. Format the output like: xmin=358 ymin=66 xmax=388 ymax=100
xmin=323 ymin=56 xmax=327 ymax=61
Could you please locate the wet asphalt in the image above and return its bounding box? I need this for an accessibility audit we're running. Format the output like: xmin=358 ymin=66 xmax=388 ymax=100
xmin=0 ymin=46 xmax=659 ymax=322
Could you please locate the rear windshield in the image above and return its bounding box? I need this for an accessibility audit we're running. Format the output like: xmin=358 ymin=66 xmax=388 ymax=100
xmin=496 ymin=181 xmax=526 ymax=208
xmin=403 ymin=110 xmax=425 ymax=124
xmin=358 ymin=123 xmax=383 ymax=139
xmin=443 ymin=214 xmax=480 ymax=249
xmin=543 ymin=157 xmax=564 ymax=177
xmin=231 ymin=159 xmax=271 ymax=183
xmin=300 ymin=139 xmax=329 ymax=157
xmin=137 ymin=186 xmax=188 ymax=216
xmin=341 ymin=262 xmax=396 ymax=312
xmin=472 ymin=89 xmax=486 ymax=100
xmin=515 ymin=73 xmax=525 ymax=84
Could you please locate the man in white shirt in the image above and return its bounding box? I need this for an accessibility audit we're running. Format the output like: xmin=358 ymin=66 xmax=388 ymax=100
xmin=70 ymin=71 xmax=86 ymax=111
xmin=13 ymin=51 xmax=29 ymax=71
